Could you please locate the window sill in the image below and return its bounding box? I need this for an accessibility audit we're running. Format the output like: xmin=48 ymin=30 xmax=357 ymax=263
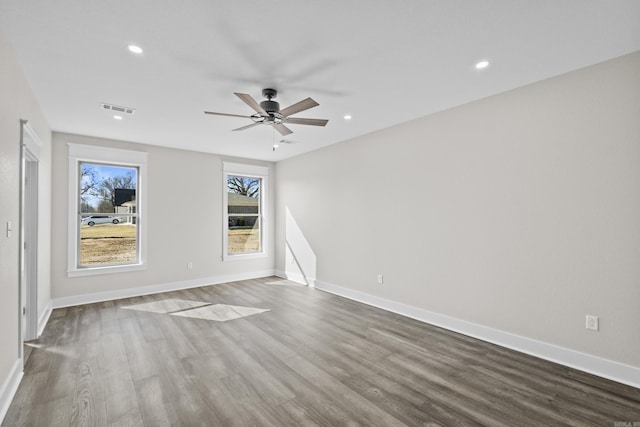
xmin=67 ymin=263 xmax=146 ymax=278
xmin=223 ymin=252 xmax=268 ymax=262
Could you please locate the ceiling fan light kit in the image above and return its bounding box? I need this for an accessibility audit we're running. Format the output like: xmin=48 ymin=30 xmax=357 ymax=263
xmin=204 ymin=88 xmax=328 ymax=138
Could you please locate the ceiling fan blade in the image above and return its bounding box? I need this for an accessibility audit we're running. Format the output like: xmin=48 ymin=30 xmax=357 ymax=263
xmin=280 ymin=97 xmax=319 ymax=117
xmin=286 ymin=117 xmax=328 ymax=127
xmin=204 ymin=111 xmax=251 ymax=119
xmin=232 ymin=122 xmax=261 ymax=132
xmin=235 ymin=92 xmax=268 ymax=115
xmin=273 ymin=123 xmax=293 ymax=136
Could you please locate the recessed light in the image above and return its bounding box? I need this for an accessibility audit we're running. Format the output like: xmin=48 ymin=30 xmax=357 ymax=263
xmin=475 ymin=60 xmax=490 ymax=70
xmin=113 ymin=115 xmax=123 ymax=120
xmin=344 ymin=115 xmax=352 ymax=120
xmin=127 ymin=44 xmax=143 ymax=54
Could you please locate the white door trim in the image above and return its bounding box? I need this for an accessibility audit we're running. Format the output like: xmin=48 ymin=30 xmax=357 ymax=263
xmin=19 ymin=120 xmax=41 ymax=355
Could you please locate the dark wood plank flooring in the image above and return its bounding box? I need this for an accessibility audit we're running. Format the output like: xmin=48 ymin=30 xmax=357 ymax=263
xmin=4 ymin=277 xmax=640 ymax=426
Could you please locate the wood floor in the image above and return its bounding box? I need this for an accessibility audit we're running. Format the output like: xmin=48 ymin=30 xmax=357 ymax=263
xmin=4 ymin=277 xmax=640 ymax=426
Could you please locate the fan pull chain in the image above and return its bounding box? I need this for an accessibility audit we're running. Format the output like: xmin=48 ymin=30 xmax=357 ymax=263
xmin=272 ymin=127 xmax=278 ymax=151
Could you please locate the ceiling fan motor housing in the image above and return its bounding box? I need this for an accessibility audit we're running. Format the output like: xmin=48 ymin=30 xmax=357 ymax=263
xmin=260 ymin=88 xmax=281 ymax=115
xmin=260 ymin=99 xmax=280 ymax=114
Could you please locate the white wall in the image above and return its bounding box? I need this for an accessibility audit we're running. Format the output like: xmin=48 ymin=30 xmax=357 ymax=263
xmin=0 ymin=35 xmax=51 ymax=413
xmin=275 ymin=52 xmax=640 ymax=369
xmin=50 ymin=133 xmax=274 ymax=303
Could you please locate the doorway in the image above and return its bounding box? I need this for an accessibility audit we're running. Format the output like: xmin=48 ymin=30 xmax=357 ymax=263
xmin=19 ymin=120 xmax=40 ymax=362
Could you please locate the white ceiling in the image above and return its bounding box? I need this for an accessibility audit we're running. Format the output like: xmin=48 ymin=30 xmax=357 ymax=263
xmin=1 ymin=1 xmax=639 ymax=162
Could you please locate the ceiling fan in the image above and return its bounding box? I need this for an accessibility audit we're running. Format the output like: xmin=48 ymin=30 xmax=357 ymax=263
xmin=204 ymin=88 xmax=328 ymax=136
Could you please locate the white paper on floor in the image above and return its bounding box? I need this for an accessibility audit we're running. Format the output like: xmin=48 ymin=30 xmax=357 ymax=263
xmin=120 ymin=298 xmax=211 ymax=314
xmin=169 ymin=304 xmax=270 ymax=321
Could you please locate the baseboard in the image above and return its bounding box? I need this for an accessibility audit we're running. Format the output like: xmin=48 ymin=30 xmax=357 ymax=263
xmin=314 ymin=279 xmax=640 ymax=389
xmin=52 ymin=269 xmax=276 ymax=308
xmin=37 ymin=301 xmax=52 ymax=337
xmin=274 ymin=270 xmax=314 ymax=286
xmin=0 ymin=358 xmax=23 ymax=425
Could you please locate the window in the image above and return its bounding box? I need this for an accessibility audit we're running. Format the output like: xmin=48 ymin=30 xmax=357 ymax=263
xmin=223 ymin=162 xmax=268 ymax=260
xmin=68 ymin=144 xmax=147 ymax=276
xmin=79 ymin=162 xmax=137 ymax=266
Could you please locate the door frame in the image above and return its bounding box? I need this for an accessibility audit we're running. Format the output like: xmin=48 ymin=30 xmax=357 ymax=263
xmin=19 ymin=119 xmax=41 ymax=357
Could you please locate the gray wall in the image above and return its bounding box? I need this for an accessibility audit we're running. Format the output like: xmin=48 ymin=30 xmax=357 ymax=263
xmin=0 ymin=35 xmax=51 ymax=393
xmin=51 ymin=133 xmax=274 ymax=300
xmin=274 ymin=52 xmax=640 ymax=367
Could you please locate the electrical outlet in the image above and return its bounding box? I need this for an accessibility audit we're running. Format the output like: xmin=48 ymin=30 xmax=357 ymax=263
xmin=377 ymin=274 xmax=383 ymax=284
xmin=187 ymin=261 xmax=193 ymax=270
xmin=585 ymin=315 xmax=599 ymax=331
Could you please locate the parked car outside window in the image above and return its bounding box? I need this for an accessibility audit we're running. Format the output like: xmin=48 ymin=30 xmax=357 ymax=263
xmin=81 ymin=215 xmax=120 ymax=226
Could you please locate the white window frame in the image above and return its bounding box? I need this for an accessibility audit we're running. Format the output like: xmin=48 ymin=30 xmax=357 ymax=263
xmin=222 ymin=162 xmax=268 ymax=262
xmin=67 ymin=143 xmax=148 ymax=277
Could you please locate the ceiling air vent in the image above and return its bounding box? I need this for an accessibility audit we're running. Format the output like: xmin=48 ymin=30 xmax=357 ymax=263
xmin=100 ymin=103 xmax=135 ymax=115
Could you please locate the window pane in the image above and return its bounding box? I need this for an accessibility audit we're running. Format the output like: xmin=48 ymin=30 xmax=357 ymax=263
xmin=79 ymin=162 xmax=138 ymax=266
xmin=228 ymin=216 xmax=260 ymax=254
xmin=80 ymin=219 xmax=138 ymax=265
xmin=227 ymin=175 xmax=261 ymax=254
xmin=227 ymin=176 xmax=260 ymax=214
